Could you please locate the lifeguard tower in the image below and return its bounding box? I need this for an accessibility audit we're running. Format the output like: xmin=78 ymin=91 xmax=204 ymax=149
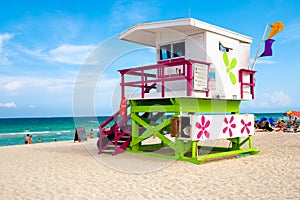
xmin=98 ymin=18 xmax=259 ymax=164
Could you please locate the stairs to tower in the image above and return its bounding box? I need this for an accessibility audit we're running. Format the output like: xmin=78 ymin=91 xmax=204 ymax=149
xmin=97 ymin=106 xmax=166 ymax=155
xmin=97 ymin=105 xmax=132 ymax=155
xmin=97 ymin=83 xmax=161 ymax=155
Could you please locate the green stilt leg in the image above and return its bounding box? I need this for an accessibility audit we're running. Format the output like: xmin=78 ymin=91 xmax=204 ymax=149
xmin=131 ymin=113 xmax=140 ymax=152
xmin=249 ymin=135 xmax=253 ymax=148
xmin=230 ymin=137 xmax=241 ymax=150
xmin=192 ymin=141 xmax=197 ymax=159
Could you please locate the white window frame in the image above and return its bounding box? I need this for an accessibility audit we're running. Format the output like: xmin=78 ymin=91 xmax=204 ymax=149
xmin=158 ymin=41 xmax=185 ymax=61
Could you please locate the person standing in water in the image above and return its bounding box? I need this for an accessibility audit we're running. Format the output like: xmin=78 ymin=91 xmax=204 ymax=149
xmin=90 ymin=129 xmax=94 ymax=139
xmin=24 ymin=134 xmax=29 ymax=144
xmin=29 ymin=135 xmax=33 ymax=144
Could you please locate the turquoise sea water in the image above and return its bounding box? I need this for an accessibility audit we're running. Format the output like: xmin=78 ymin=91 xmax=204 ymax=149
xmin=0 ymin=113 xmax=288 ymax=147
xmin=0 ymin=116 xmax=109 ymax=146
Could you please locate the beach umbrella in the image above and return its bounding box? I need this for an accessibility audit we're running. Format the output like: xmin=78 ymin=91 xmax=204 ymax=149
xmin=284 ymin=110 xmax=291 ymax=116
xmin=293 ymin=111 xmax=300 ymax=118
xmin=259 ymin=117 xmax=267 ymax=123
xmin=284 ymin=110 xmax=295 ymax=116
xmin=268 ymin=117 xmax=276 ymax=125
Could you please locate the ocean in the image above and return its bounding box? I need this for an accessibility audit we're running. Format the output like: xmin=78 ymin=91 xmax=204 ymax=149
xmin=0 ymin=116 xmax=110 ymax=146
xmin=0 ymin=113 xmax=288 ymax=147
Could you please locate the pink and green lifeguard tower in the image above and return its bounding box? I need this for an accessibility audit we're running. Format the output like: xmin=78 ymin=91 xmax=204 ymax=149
xmin=98 ymin=18 xmax=259 ymax=164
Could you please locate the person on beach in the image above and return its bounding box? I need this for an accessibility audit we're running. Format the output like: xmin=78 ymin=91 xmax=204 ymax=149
xmin=37 ymin=138 xmax=42 ymax=143
xmin=90 ymin=129 xmax=94 ymax=139
xmin=29 ymin=135 xmax=33 ymax=144
xmin=291 ymin=117 xmax=297 ymax=126
xmin=24 ymin=134 xmax=29 ymax=144
xmin=254 ymin=120 xmax=263 ymax=129
xmin=275 ymin=120 xmax=285 ymax=131
xmin=74 ymin=129 xmax=79 ymax=142
xmin=289 ymin=115 xmax=292 ymax=125
xmin=290 ymin=117 xmax=299 ymax=133
xmin=263 ymin=119 xmax=273 ymax=132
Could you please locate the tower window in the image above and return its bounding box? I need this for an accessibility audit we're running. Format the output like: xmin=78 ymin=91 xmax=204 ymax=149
xmin=219 ymin=42 xmax=232 ymax=52
xmin=159 ymin=42 xmax=185 ymax=60
xmin=160 ymin=44 xmax=172 ymax=60
xmin=173 ymin=42 xmax=185 ymax=57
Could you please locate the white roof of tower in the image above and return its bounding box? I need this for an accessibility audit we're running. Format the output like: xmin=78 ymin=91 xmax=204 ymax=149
xmin=119 ymin=18 xmax=252 ymax=47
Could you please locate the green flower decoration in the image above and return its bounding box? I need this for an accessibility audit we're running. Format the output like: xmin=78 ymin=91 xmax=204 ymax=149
xmin=223 ymin=52 xmax=237 ymax=85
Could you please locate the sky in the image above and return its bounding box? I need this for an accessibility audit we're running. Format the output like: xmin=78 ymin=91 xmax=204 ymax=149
xmin=0 ymin=0 xmax=299 ymax=118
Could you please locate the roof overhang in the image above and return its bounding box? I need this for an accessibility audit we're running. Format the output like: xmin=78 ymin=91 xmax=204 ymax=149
xmin=119 ymin=18 xmax=252 ymax=47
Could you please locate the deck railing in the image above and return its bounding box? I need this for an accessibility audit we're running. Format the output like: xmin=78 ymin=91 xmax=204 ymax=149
xmin=118 ymin=58 xmax=211 ymax=99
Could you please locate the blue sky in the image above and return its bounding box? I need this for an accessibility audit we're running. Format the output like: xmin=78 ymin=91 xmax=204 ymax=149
xmin=0 ymin=0 xmax=299 ymax=117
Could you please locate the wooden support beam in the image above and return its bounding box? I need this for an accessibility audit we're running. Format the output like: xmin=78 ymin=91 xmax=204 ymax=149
xmin=130 ymin=115 xmax=171 ymax=146
xmin=155 ymin=131 xmax=177 ymax=151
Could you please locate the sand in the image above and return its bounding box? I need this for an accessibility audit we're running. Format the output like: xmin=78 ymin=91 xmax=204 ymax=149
xmin=0 ymin=132 xmax=299 ymax=199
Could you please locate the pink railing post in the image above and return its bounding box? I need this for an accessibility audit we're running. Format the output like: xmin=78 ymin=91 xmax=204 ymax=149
xmin=251 ymin=73 xmax=255 ymax=99
xmin=161 ymin=65 xmax=165 ymax=97
xmin=98 ymin=127 xmax=103 ymax=153
xmin=239 ymin=69 xmax=256 ymax=99
xmin=141 ymin=70 xmax=145 ymax=98
xmin=121 ymin=73 xmax=125 ymax=99
xmin=206 ymin=64 xmax=211 ymax=97
xmin=186 ymin=62 xmax=193 ymax=96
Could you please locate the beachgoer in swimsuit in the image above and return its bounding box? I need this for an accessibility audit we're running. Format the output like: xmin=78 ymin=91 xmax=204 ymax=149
xmin=291 ymin=117 xmax=297 ymax=126
xmin=24 ymin=134 xmax=29 ymax=144
xmin=90 ymin=129 xmax=94 ymax=139
xmin=29 ymin=135 xmax=33 ymax=144
xmin=263 ymin=119 xmax=273 ymax=132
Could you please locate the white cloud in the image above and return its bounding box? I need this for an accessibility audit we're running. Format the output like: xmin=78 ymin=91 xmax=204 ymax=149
xmin=34 ymin=78 xmax=74 ymax=92
xmin=255 ymin=91 xmax=293 ymax=109
xmin=3 ymin=81 xmax=22 ymax=91
xmin=49 ymin=44 xmax=96 ymax=65
xmin=29 ymin=105 xmax=35 ymax=108
xmin=97 ymin=78 xmax=120 ymax=91
xmin=0 ymin=56 xmax=11 ymax=65
xmin=18 ymin=44 xmax=96 ymax=65
xmin=242 ymin=91 xmax=294 ymax=112
xmin=280 ymin=21 xmax=300 ymax=43
xmin=0 ymin=33 xmax=14 ymax=53
xmin=0 ymin=75 xmax=75 ymax=94
xmin=0 ymin=33 xmax=14 ymax=65
xmin=0 ymin=102 xmax=16 ymax=108
xmin=16 ymin=45 xmax=46 ymax=59
xmin=250 ymin=58 xmax=277 ymax=66
xmin=263 ymin=91 xmax=292 ymax=107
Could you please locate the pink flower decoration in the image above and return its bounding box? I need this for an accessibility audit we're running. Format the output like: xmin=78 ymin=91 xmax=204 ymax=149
xmin=195 ymin=116 xmax=210 ymax=139
xmin=223 ymin=116 xmax=236 ymax=137
xmin=241 ymin=119 xmax=252 ymax=134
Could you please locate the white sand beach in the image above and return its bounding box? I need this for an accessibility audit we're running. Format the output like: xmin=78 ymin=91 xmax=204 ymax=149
xmin=0 ymin=132 xmax=299 ymax=199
